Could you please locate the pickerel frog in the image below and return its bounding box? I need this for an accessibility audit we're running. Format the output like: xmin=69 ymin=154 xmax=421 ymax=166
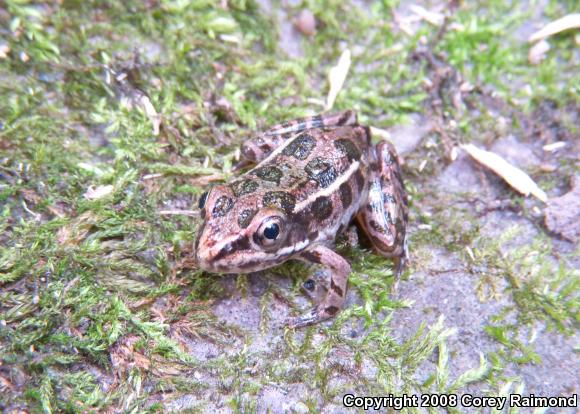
xmin=195 ymin=111 xmax=408 ymax=328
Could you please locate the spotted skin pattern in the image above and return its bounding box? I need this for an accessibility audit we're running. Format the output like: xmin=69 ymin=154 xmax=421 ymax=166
xmin=195 ymin=111 xmax=408 ymax=328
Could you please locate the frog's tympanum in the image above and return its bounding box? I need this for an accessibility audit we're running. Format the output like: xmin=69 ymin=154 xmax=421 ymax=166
xmin=195 ymin=111 xmax=408 ymax=328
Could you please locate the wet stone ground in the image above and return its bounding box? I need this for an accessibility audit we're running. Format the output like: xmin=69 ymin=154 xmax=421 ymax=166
xmin=0 ymin=1 xmax=578 ymax=413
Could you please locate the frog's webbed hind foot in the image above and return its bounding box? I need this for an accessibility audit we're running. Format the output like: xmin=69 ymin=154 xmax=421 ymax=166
xmin=287 ymin=245 xmax=350 ymax=329
xmin=286 ymin=300 xmax=346 ymax=329
xmin=389 ymin=237 xmax=409 ymax=294
xmin=286 ymin=308 xmax=317 ymax=329
xmin=287 ymin=305 xmax=339 ymax=329
xmin=390 ymin=257 xmax=404 ymax=294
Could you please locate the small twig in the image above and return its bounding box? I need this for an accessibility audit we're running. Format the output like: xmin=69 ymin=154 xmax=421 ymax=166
xmin=22 ymin=200 xmax=41 ymax=221
xmin=432 ymin=122 xmax=455 ymax=161
xmin=188 ymin=173 xmax=225 ymax=186
xmin=141 ymin=173 xmax=164 ymax=180
xmin=429 ymin=268 xmax=462 ymax=275
xmin=429 ymin=16 xmax=450 ymax=49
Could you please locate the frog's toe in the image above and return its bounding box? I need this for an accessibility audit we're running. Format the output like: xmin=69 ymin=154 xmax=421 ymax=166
xmin=286 ymin=308 xmax=323 ymax=329
xmin=391 ymin=240 xmax=409 ymax=288
xmin=286 ymin=302 xmax=343 ymax=328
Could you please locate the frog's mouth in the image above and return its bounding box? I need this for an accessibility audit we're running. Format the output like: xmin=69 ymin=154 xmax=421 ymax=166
xmin=196 ymin=233 xmax=303 ymax=274
xmin=196 ymin=233 xmax=261 ymax=273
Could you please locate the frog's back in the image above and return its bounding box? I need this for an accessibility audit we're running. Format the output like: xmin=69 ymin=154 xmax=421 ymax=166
xmin=237 ymin=126 xmax=371 ymax=246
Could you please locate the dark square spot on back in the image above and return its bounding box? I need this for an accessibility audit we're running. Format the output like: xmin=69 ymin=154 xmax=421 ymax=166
xmin=354 ymin=170 xmax=365 ymax=191
xmin=282 ymin=133 xmax=316 ymax=160
xmin=305 ymin=157 xmax=337 ymax=188
xmin=231 ymin=179 xmax=259 ymax=197
xmin=253 ymin=165 xmax=283 ymax=185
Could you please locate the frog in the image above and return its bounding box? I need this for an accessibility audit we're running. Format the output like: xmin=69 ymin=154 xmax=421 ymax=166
xmin=194 ymin=110 xmax=408 ymax=328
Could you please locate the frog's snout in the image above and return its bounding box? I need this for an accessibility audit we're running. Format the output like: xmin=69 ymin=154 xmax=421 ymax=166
xmin=194 ymin=228 xmax=213 ymax=271
xmin=195 ymin=245 xmax=218 ymax=273
xmin=194 ymin=231 xmax=236 ymax=272
xmin=195 ymin=247 xmax=217 ymax=273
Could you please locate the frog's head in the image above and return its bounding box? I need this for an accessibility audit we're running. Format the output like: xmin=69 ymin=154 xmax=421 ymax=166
xmin=195 ymin=184 xmax=297 ymax=273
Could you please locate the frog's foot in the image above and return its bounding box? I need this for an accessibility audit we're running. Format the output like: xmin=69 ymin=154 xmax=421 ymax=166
xmin=390 ymin=237 xmax=409 ymax=294
xmin=287 ymin=301 xmax=349 ymax=329
xmin=286 ymin=306 xmax=328 ymax=329
xmin=287 ymin=245 xmax=350 ymax=329
xmin=390 ymin=257 xmax=403 ymax=294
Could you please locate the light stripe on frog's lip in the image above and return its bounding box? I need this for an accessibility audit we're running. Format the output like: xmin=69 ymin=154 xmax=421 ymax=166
xmin=205 ymin=235 xmax=310 ymax=270
xmin=293 ymin=160 xmax=360 ymax=213
xmin=276 ymin=238 xmax=309 ymax=256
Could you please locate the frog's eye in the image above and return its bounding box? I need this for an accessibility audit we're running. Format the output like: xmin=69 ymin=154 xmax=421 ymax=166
xmin=263 ymin=223 xmax=279 ymax=239
xmin=256 ymin=217 xmax=284 ymax=247
xmin=198 ymin=191 xmax=209 ymax=210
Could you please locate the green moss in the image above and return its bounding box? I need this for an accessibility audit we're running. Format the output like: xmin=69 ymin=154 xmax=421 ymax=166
xmin=1 ymin=0 xmax=578 ymax=411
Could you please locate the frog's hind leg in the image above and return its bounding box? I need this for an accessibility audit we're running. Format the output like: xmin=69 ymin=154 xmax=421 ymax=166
xmin=288 ymin=245 xmax=350 ymax=328
xmin=241 ymin=110 xmax=358 ymax=163
xmin=357 ymin=141 xmax=409 ymax=279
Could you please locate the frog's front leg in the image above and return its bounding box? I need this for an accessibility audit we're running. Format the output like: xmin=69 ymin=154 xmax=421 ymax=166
xmin=357 ymin=140 xmax=409 ymax=276
xmin=241 ymin=110 xmax=358 ymax=163
xmin=288 ymin=245 xmax=350 ymax=328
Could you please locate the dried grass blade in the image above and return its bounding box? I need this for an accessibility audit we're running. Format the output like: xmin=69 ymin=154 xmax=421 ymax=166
xmin=528 ymin=13 xmax=580 ymax=42
xmin=325 ymin=49 xmax=351 ymax=111
xmin=462 ymin=144 xmax=547 ymax=202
